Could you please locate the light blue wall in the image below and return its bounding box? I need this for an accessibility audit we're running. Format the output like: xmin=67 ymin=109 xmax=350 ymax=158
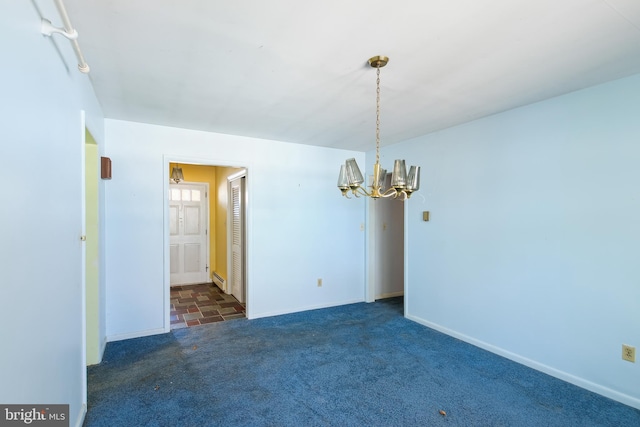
xmin=379 ymin=73 xmax=640 ymax=408
xmin=104 ymin=120 xmax=366 ymax=340
xmin=0 ymin=1 xmax=104 ymax=425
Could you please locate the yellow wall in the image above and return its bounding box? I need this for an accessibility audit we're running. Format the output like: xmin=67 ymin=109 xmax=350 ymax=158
xmin=85 ymin=130 xmax=100 ymax=365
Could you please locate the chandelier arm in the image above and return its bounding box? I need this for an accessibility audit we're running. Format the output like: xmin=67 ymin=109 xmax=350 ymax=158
xmin=380 ymin=187 xmax=410 ymax=201
xmin=380 ymin=187 xmax=404 ymax=199
xmin=355 ymin=186 xmax=372 ymax=198
xmin=340 ymin=188 xmax=353 ymax=199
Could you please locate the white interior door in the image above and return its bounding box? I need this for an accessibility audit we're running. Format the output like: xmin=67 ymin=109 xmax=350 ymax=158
xmin=169 ymin=183 xmax=209 ymax=286
xmin=229 ymin=175 xmax=245 ymax=303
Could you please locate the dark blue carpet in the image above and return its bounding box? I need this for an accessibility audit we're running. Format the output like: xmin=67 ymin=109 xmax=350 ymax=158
xmin=85 ymin=298 xmax=639 ymax=426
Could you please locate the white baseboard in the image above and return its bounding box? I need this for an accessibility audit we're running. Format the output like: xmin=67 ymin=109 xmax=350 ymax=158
xmin=106 ymin=327 xmax=167 ymax=343
xmin=405 ymin=312 xmax=640 ymax=410
xmin=73 ymin=403 xmax=86 ymax=427
xmin=249 ymin=298 xmax=364 ymax=320
xmin=170 ymin=279 xmax=212 ymax=287
xmin=376 ymin=291 xmax=404 ymax=299
xmin=99 ymin=336 xmax=107 ymax=362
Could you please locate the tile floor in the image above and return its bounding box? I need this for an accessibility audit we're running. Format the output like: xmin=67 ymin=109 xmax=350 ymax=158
xmin=170 ymin=283 xmax=245 ymax=329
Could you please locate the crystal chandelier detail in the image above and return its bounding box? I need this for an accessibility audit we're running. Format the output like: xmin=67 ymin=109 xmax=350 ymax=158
xmin=338 ymin=56 xmax=420 ymax=199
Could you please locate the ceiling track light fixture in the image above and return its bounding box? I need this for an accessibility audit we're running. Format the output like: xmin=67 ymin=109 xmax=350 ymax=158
xmin=40 ymin=0 xmax=90 ymax=73
xmin=338 ymin=56 xmax=420 ymax=200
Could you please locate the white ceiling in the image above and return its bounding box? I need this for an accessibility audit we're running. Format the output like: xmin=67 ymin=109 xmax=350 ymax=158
xmin=64 ymin=0 xmax=640 ymax=151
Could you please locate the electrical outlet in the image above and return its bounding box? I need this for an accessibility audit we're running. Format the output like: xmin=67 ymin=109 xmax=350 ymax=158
xmin=622 ymin=344 xmax=635 ymax=363
xmin=317 ymin=278 xmax=322 ymax=287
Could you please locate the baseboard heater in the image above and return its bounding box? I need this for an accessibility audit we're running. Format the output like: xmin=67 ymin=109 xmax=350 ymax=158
xmin=212 ymin=272 xmax=226 ymax=289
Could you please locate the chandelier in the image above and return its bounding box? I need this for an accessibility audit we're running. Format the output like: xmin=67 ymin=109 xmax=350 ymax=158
xmin=338 ymin=56 xmax=420 ymax=199
xmin=171 ymin=165 xmax=184 ymax=183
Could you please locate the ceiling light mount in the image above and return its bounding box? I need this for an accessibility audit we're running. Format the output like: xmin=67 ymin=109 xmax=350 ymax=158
xmin=368 ymin=55 xmax=388 ymax=68
xmin=337 ymin=56 xmax=420 ymax=200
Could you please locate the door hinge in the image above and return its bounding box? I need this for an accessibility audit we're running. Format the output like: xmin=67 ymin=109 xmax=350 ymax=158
xmin=206 ymin=265 xmax=209 ymax=272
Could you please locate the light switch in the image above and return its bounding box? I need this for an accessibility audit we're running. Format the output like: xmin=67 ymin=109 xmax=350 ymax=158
xmin=423 ymin=211 xmax=430 ymax=221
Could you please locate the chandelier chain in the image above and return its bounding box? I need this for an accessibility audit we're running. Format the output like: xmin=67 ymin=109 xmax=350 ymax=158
xmin=375 ymin=66 xmax=381 ymax=165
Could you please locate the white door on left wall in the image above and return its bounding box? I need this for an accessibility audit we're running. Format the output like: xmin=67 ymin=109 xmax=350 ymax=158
xmin=169 ymin=182 xmax=209 ymax=285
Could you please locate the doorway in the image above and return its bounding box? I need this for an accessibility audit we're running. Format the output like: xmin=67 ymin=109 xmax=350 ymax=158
xmin=367 ymin=174 xmax=405 ymax=304
xmin=164 ymin=161 xmax=248 ymax=330
xmin=85 ymin=128 xmax=101 ymax=365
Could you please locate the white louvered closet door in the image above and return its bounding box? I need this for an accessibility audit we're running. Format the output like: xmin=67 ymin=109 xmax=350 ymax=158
xmin=230 ymin=177 xmax=245 ymax=303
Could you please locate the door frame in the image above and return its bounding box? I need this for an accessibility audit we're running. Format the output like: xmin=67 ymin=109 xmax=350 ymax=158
xmin=162 ymin=156 xmax=251 ymax=331
xmin=79 ymin=111 xmax=87 ymax=409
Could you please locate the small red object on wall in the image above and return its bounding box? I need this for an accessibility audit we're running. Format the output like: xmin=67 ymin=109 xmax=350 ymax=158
xmin=101 ymin=157 xmax=112 ymax=180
